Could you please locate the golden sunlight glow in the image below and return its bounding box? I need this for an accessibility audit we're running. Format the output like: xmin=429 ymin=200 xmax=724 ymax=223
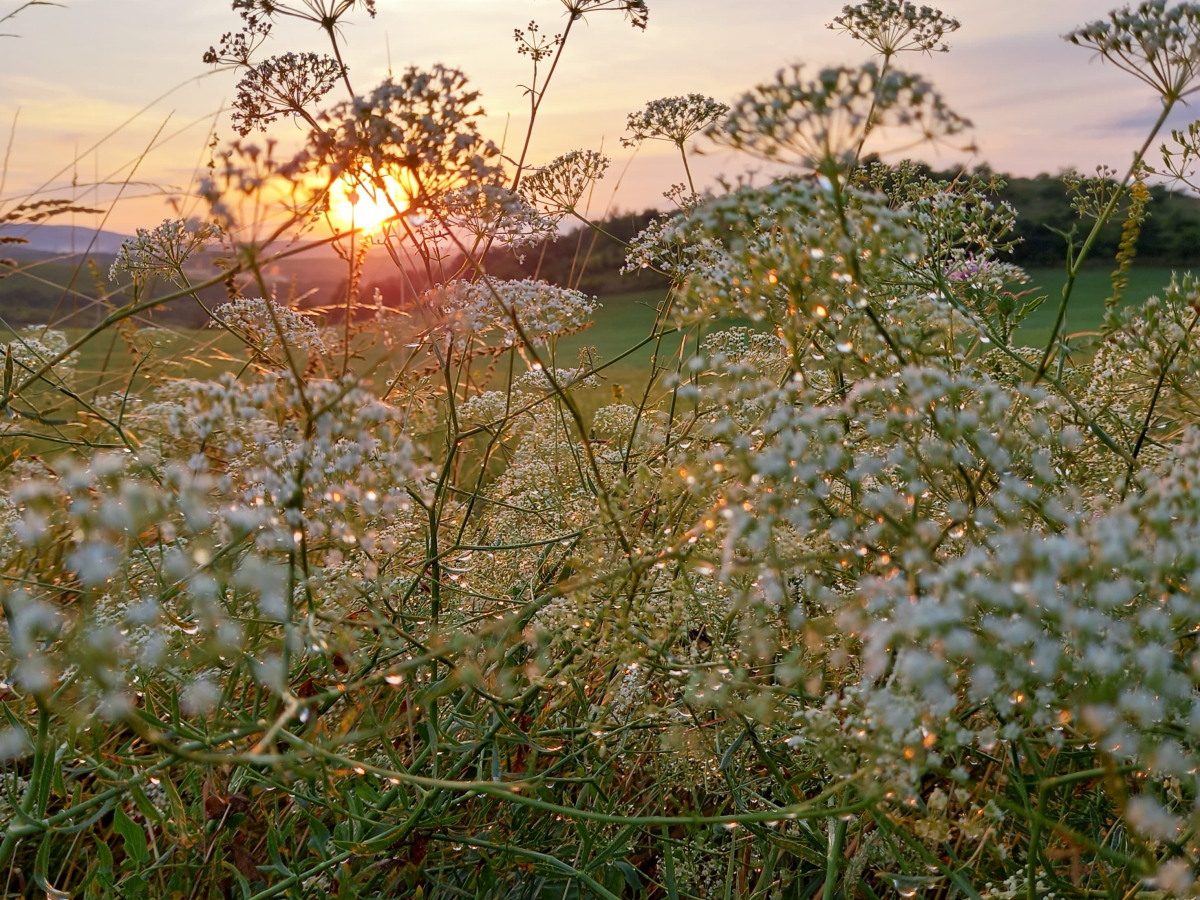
xmin=329 ymin=175 xmax=413 ymax=235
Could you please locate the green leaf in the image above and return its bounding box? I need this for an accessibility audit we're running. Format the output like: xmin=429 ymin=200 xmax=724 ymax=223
xmin=112 ymin=805 xmax=150 ymax=866
xmin=130 ymin=784 xmax=163 ymax=823
xmin=615 ymin=860 xmax=643 ymax=891
xmin=96 ymin=839 xmax=114 ymax=875
xmin=266 ymin=828 xmax=292 ymax=876
xmin=304 ymin=812 xmax=332 ymax=858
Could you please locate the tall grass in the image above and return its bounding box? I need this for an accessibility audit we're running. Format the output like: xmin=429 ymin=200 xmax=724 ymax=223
xmin=6 ymin=2 xmax=1200 ymax=899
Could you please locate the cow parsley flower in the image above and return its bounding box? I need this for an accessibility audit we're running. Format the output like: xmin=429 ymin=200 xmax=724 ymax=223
xmin=559 ymin=0 xmax=649 ymax=29
xmin=212 ymin=297 xmax=325 ymax=356
xmin=7 ymin=327 xmax=73 ymax=368
xmin=1067 ymin=1 xmax=1200 ymax=100
xmin=109 ymin=219 xmax=222 ymax=284
xmin=622 ymin=94 xmax=729 ymax=148
xmin=713 ymin=63 xmax=970 ymax=170
xmin=521 ymin=150 xmax=610 ymax=219
xmin=437 ymin=278 xmax=600 ymax=349
xmin=229 ymin=52 xmax=344 ymax=136
xmin=437 ymin=184 xmax=556 ymax=249
xmin=313 ymin=67 xmax=503 ymax=211
xmin=829 ymin=1 xmax=961 ymax=57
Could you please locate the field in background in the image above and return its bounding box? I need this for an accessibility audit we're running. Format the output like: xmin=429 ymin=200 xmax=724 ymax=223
xmin=1015 ymin=266 xmax=1180 ymax=345
xmin=0 ymin=291 xmax=684 ymax=437
xmin=3 ymin=268 xmax=1186 ymax=417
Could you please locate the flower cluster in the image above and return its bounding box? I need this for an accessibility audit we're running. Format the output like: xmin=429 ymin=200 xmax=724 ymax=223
xmin=198 ymin=139 xmax=314 ymax=236
xmin=313 ymin=66 xmax=503 ymax=212
xmin=622 ymin=210 xmax=723 ymax=284
xmin=109 ymin=218 xmax=222 ymax=284
xmin=436 ymin=184 xmax=556 ymax=250
xmin=229 ymin=52 xmax=344 ymax=136
xmin=15 ymin=2 xmax=1200 ymax=899
xmin=712 ymin=63 xmax=971 ymax=170
xmin=829 ymin=1 xmax=961 ymax=56
xmin=671 ymin=177 xmax=923 ymax=336
xmin=520 ymin=149 xmax=610 ymax=219
xmin=5 ymin=328 xmax=78 ymax=380
xmin=1066 ymin=1 xmax=1200 ymax=99
xmin=212 ymin=296 xmax=325 ymax=356
xmin=621 ymin=94 xmax=729 ymax=148
xmin=560 ymin=0 xmax=649 ymax=29
xmin=436 ymin=277 xmax=599 ymax=349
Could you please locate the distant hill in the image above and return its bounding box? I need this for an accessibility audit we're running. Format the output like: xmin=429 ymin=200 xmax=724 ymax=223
xmin=0 ymin=224 xmax=128 ymax=257
xmin=8 ymin=165 xmax=1200 ymax=329
xmin=479 ymin=168 xmax=1200 ymax=298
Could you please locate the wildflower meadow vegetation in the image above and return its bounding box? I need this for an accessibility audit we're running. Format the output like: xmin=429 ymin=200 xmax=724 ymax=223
xmin=9 ymin=0 xmax=1200 ymax=898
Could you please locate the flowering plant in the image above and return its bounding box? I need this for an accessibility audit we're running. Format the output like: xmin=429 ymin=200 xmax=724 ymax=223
xmin=8 ymin=2 xmax=1200 ymax=899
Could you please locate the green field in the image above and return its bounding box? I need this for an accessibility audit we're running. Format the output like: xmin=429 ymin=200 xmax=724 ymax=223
xmin=2 ymin=269 xmax=1185 ymax=414
xmin=1014 ymin=266 xmax=1182 ymax=346
xmin=564 ymin=269 xmax=1186 ymax=363
xmin=0 ymin=293 xmax=680 ymax=420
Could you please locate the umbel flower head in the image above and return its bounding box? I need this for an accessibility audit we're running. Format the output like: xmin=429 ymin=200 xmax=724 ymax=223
xmin=313 ymin=66 xmax=503 ymax=214
xmin=229 ymin=52 xmax=344 ymax=136
xmin=435 ymin=278 xmax=599 ymax=349
xmin=711 ymin=63 xmax=970 ymax=171
xmin=520 ymin=149 xmax=610 ymax=219
xmin=1066 ymin=1 xmax=1200 ymax=99
xmin=435 ymin=185 xmax=556 ymax=250
xmin=559 ymin=0 xmax=649 ymax=29
xmin=212 ymin=297 xmax=325 ymax=358
xmin=621 ymin=94 xmax=729 ymax=148
xmin=829 ymin=1 xmax=961 ymax=57
xmin=198 ymin=140 xmax=313 ymax=237
xmin=110 ymin=219 xmax=222 ymax=285
xmin=230 ymin=0 xmax=378 ymax=29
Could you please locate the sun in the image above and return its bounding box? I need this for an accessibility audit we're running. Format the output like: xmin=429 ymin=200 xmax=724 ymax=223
xmin=329 ymin=175 xmax=412 ymax=234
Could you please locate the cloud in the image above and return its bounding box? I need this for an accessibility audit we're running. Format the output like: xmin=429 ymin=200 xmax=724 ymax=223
xmin=1106 ymin=100 xmax=1200 ymax=134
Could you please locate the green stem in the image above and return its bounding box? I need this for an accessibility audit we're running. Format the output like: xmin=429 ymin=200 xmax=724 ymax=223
xmin=0 ymin=703 xmax=48 ymax=871
xmin=823 ymin=815 xmax=848 ymax=900
xmin=1035 ymin=97 xmax=1177 ymax=382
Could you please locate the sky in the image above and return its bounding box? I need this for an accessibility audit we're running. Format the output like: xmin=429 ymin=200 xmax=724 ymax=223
xmin=0 ymin=0 xmax=1191 ymax=235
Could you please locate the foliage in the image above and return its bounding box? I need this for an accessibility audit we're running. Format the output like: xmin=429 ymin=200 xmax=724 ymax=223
xmin=10 ymin=2 xmax=1200 ymax=900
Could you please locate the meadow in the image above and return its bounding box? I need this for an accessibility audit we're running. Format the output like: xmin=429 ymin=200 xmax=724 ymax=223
xmin=1 ymin=268 xmax=1173 ymax=397
xmin=8 ymin=2 xmax=1200 ymax=900
xmin=1016 ymin=267 xmax=1179 ymax=344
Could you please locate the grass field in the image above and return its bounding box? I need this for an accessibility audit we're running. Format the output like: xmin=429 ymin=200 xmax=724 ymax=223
xmin=1014 ymin=266 xmax=1180 ymax=345
xmin=2 ymin=268 xmax=1186 ymax=416
xmin=0 ymin=292 xmax=681 ymax=427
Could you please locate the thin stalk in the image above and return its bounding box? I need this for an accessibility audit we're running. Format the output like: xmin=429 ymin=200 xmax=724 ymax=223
xmin=1035 ymin=97 xmax=1177 ymax=382
xmin=679 ymin=141 xmax=696 ymax=194
xmin=823 ymin=814 xmax=848 ymax=900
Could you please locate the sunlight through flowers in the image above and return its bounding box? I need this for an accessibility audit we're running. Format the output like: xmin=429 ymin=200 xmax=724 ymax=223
xmin=328 ymin=174 xmax=411 ymax=234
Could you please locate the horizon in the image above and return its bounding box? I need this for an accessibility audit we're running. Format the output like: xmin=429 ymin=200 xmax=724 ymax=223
xmin=0 ymin=0 xmax=1192 ymax=235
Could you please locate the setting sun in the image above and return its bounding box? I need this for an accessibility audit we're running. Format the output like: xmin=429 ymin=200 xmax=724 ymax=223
xmin=329 ymin=175 xmax=412 ymax=234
